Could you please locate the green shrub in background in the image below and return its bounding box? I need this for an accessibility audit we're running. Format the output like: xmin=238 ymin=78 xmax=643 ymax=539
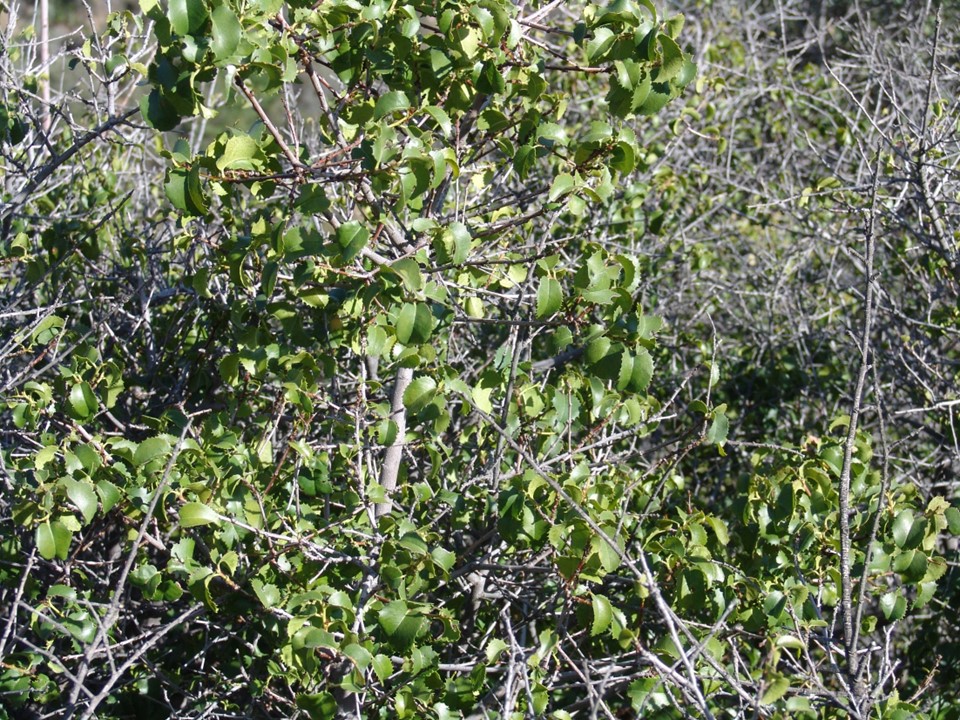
xmin=1 ymin=0 xmax=958 ymax=718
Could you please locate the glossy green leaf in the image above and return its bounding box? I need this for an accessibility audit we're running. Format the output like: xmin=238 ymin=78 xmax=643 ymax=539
xmin=486 ymin=637 xmax=508 ymax=662
xmin=444 ymin=222 xmax=471 ymax=264
xmin=893 ymin=549 xmax=928 ymax=582
xmin=36 ymin=520 xmax=72 ymax=561
xmin=632 ymin=347 xmax=654 ymax=391
xmin=548 ymin=173 xmax=576 ymax=202
xmin=67 ymin=382 xmax=98 ymax=420
xmin=538 ymin=123 xmax=567 ymax=145
xmin=296 ymin=692 xmax=338 ymax=719
xmin=164 ymin=166 xmax=207 ymax=215
xmin=252 ymin=579 xmax=281 ymax=608
xmin=372 ymin=654 xmax=393 ymax=682
xmin=64 ymin=480 xmax=98 ymax=524
xmin=210 ymin=4 xmax=242 ymax=62
xmin=390 ymin=258 xmax=423 ymax=292
xmin=134 ymin=435 xmax=171 ymax=466
xmin=590 ymin=594 xmax=613 ymax=636
xmin=336 ymin=221 xmax=370 ymax=264
xmin=403 ymin=376 xmax=437 ymax=412
xmin=593 ymin=534 xmax=621 ymax=573
xmin=216 ymin=134 xmax=259 ymax=171
xmin=343 ymin=643 xmax=373 ymax=671
xmin=892 ymin=509 xmax=925 ymax=550
xmin=378 ymin=600 xmax=424 ymax=649
xmin=180 ymin=502 xmax=220 ymax=528
xmin=96 ymin=480 xmax=122 ymax=513
xmin=761 ymin=676 xmax=790 ymax=705
xmin=423 ymin=105 xmax=452 ymax=136
xmin=581 ymin=121 xmax=613 ymax=145
xmin=31 ymin=315 xmax=64 ymax=345
xmin=637 ymin=82 xmax=672 ymax=116
xmin=395 ymin=303 xmax=433 ymax=344
xmin=705 ymin=405 xmax=729 ymax=446
xmin=656 ymin=34 xmax=684 ymax=82
xmin=168 ymin=0 xmax=208 ymax=36
xmin=946 ymin=506 xmax=960 ymax=535
xmin=706 ymin=516 xmax=729 ymax=546
xmin=374 ymin=91 xmax=411 ymax=120
xmin=879 ymin=591 xmax=907 ymax=621
xmin=586 ymin=27 xmax=616 ymax=63
xmin=536 ymin=277 xmax=562 ymax=318
xmin=431 ymin=547 xmax=456 ymax=571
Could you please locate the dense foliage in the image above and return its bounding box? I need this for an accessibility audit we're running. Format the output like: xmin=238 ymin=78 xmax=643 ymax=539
xmin=1 ymin=0 xmax=958 ymax=718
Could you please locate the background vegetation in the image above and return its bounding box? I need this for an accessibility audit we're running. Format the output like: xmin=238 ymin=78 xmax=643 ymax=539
xmin=1 ymin=0 xmax=958 ymax=718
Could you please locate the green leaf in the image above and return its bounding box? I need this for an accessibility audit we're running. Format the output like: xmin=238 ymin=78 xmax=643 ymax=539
xmin=590 ymin=594 xmax=612 ymax=636
xmin=372 ymin=654 xmax=393 ymax=682
xmin=592 ymin=534 xmax=621 ymax=573
xmin=36 ymin=520 xmax=71 ymax=560
xmin=472 ymin=373 xmax=497 ymax=414
xmin=140 ymin=88 xmax=180 ymax=134
xmin=31 ymin=315 xmax=64 ymax=345
xmin=431 ymin=547 xmax=456 ymax=572
xmin=892 ymin=509 xmax=925 ymax=550
xmin=914 ymin=581 xmax=937 ymax=608
xmin=706 ymin=516 xmax=729 ymax=546
xmin=395 ymin=303 xmax=433 ymax=344
xmin=586 ymin=27 xmax=616 ymax=63
xmin=180 ymin=502 xmax=220 ymax=528
xmin=216 ymin=134 xmax=259 ymax=171
xmin=424 ymin=105 xmax=452 ymax=136
xmin=252 ymin=579 xmax=281 ymax=609
xmin=464 ymin=296 xmax=485 ymax=318
xmin=210 ymin=4 xmax=242 ymax=63
xmin=36 ymin=520 xmax=72 ymax=561
xmin=35 ymin=522 xmax=55 ymax=560
xmin=336 ymin=221 xmax=370 ymax=264
xmin=67 ymin=382 xmax=99 ymax=420
xmin=611 ymin=140 xmax=636 ymax=173
xmin=664 ymin=13 xmax=684 ymax=38
xmin=581 ymin=121 xmax=613 ymax=145
xmin=946 ymin=506 xmax=960 ymax=535
xmin=404 ymin=377 xmax=437 ymax=412
xmin=676 ymin=58 xmax=697 ymax=87
xmin=705 ymin=405 xmax=729 ymax=446
xmin=96 ymin=480 xmax=122 ymax=513
xmin=390 ymin=258 xmax=423 ymax=292
xmin=617 ymin=351 xmax=635 ymax=391
xmin=548 ymin=173 xmax=576 ymax=202
xmin=470 ymin=4 xmax=495 ymax=38
xmin=164 ymin=166 xmax=207 ymax=215
xmin=631 ymin=347 xmax=654 ymax=391
xmin=536 ymin=277 xmax=562 ymax=318
xmin=444 ymin=222 xmax=471 ymax=264
xmin=168 ymin=0 xmax=208 ymax=36
xmin=296 ymin=692 xmax=338 ymax=720
xmin=485 ymin=637 xmax=508 ymax=662
xmin=761 ymin=676 xmax=790 ymax=705
xmin=656 ymin=34 xmax=684 ymax=82
xmin=343 ymin=643 xmax=373 ymax=671
xmin=297 ymin=185 xmax=330 ymax=214
xmin=537 ymin=123 xmax=567 ymax=145
xmin=134 ymin=435 xmax=171 ymax=466
xmin=378 ymin=600 xmax=424 ymax=650
xmin=64 ymin=480 xmax=98 ymax=524
xmin=374 ymin=91 xmax=410 ymax=120
xmin=879 ymin=590 xmax=906 ymax=621
xmin=893 ymin=549 xmax=928 ymax=582
xmin=637 ymin=82 xmax=672 ymax=116
xmin=378 ymin=600 xmax=408 ymax=634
